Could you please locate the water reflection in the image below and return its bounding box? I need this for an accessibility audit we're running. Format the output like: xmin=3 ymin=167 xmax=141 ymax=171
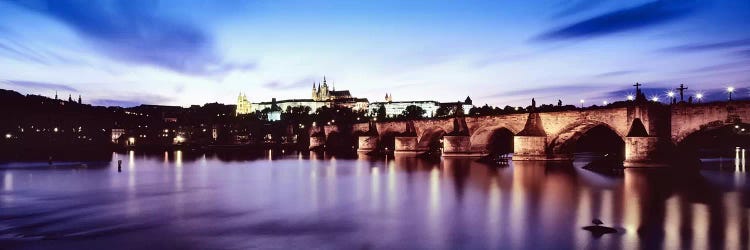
xmin=0 ymin=151 xmax=748 ymax=249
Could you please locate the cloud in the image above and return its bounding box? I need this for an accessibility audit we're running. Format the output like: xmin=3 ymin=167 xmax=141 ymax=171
xmin=552 ymin=0 xmax=607 ymax=18
xmin=90 ymin=93 xmax=174 ymax=107
xmin=6 ymin=0 xmax=254 ymax=76
xmin=687 ymin=60 xmax=750 ymax=73
xmin=1 ymin=79 xmax=78 ymax=92
xmin=482 ymin=84 xmax=607 ymax=100
xmin=594 ymin=70 xmax=638 ymax=77
xmin=534 ymin=1 xmax=700 ymax=41
xmin=661 ymin=38 xmax=750 ymax=52
xmin=263 ymin=77 xmax=317 ymax=90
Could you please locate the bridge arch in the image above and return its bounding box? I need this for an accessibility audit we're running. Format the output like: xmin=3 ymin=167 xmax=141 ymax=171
xmin=675 ymin=121 xmax=750 ymax=158
xmin=417 ymin=126 xmax=448 ymax=151
xmin=673 ymin=120 xmax=744 ymax=145
xmin=548 ymin=120 xmax=626 ymax=157
xmin=470 ymin=125 xmax=518 ymax=154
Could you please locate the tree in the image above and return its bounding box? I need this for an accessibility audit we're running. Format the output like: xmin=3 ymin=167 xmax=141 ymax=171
xmin=376 ymin=104 xmax=387 ymax=120
xmin=435 ymin=105 xmax=453 ymax=117
xmin=399 ymin=105 xmax=426 ymax=119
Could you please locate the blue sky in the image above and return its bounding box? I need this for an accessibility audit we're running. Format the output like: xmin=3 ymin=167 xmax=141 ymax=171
xmin=0 ymin=0 xmax=748 ymax=107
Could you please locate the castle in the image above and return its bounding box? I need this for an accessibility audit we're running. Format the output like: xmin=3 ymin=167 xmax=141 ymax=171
xmin=236 ymin=76 xmax=368 ymax=117
xmin=311 ymin=76 xmax=352 ymax=101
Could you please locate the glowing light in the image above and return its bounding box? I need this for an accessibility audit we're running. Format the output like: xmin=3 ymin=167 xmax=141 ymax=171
xmin=579 ymin=99 xmax=585 ymax=103
xmin=128 ymin=137 xmax=135 ymax=145
xmin=627 ymin=95 xmax=634 ymax=101
xmin=651 ymin=96 xmax=659 ymax=102
xmin=4 ymin=133 xmax=11 ymax=139
xmin=53 ymin=127 xmax=58 ymax=132
xmin=602 ymin=101 xmax=609 ymax=105
xmin=735 ymin=125 xmax=740 ymax=129
xmin=174 ymin=135 xmax=185 ymax=143
xmin=667 ymin=91 xmax=675 ymax=97
xmin=727 ymin=87 xmax=735 ymax=92
xmin=696 ymin=93 xmax=703 ymax=99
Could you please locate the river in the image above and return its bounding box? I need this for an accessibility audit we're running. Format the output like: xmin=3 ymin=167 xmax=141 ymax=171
xmin=0 ymin=150 xmax=748 ymax=249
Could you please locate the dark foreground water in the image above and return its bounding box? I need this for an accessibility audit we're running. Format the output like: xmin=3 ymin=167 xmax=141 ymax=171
xmin=0 ymin=150 xmax=748 ymax=250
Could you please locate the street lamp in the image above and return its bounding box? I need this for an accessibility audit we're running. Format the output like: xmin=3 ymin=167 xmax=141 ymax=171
xmin=728 ymin=86 xmax=735 ymax=101
xmin=651 ymin=96 xmax=659 ymax=102
xmin=602 ymin=100 xmax=609 ymax=105
xmin=696 ymin=93 xmax=703 ymax=103
xmin=627 ymin=95 xmax=634 ymax=101
xmin=579 ymin=99 xmax=585 ymax=108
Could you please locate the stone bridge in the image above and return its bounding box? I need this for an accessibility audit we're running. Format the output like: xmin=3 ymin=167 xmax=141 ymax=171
xmin=309 ymin=101 xmax=750 ymax=167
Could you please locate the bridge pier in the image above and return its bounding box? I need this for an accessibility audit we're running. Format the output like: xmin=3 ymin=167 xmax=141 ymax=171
xmin=512 ymin=135 xmax=549 ymax=160
xmin=394 ymin=136 xmax=423 ymax=155
xmin=443 ymin=135 xmax=482 ymax=157
xmin=357 ymin=135 xmax=379 ymax=153
xmin=309 ymin=136 xmax=325 ymax=150
xmin=624 ymin=136 xmax=668 ymax=167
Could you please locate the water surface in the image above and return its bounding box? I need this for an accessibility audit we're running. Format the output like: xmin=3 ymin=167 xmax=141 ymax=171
xmin=0 ymin=151 xmax=748 ymax=249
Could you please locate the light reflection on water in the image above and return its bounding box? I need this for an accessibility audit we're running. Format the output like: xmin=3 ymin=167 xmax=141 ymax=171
xmin=0 ymin=150 xmax=748 ymax=249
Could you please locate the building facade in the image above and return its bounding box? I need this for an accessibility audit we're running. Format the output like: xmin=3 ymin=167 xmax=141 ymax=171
xmin=368 ymin=100 xmax=441 ymax=118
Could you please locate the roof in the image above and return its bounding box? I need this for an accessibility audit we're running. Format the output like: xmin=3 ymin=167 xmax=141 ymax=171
xmin=329 ymin=90 xmax=351 ymax=96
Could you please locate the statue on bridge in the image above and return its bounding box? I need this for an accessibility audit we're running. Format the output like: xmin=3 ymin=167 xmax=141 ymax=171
xmin=633 ymin=82 xmax=647 ymax=102
xmin=676 ymin=84 xmax=688 ymax=103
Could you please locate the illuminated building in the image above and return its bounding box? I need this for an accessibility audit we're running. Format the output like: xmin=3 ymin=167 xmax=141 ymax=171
xmin=236 ymin=92 xmax=252 ymax=115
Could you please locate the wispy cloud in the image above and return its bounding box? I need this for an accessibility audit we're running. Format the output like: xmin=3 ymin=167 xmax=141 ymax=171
xmin=534 ymin=1 xmax=701 ymax=41
xmin=90 ymin=93 xmax=174 ymax=107
xmin=1 ymin=79 xmax=78 ymax=92
xmin=661 ymin=38 xmax=750 ymax=52
xmin=552 ymin=0 xmax=608 ymax=18
xmin=6 ymin=0 xmax=255 ymax=76
xmin=594 ymin=70 xmax=638 ymax=78
xmin=263 ymin=77 xmax=318 ymax=90
xmin=483 ymin=84 xmax=606 ymax=99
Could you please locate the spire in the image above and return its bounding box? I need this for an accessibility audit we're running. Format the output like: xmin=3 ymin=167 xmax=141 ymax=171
xmin=78 ymin=94 xmax=81 ymax=104
xmin=68 ymin=94 xmax=72 ymax=102
xmin=323 ymin=76 xmax=328 ymax=87
xmin=54 ymin=91 xmax=58 ymax=100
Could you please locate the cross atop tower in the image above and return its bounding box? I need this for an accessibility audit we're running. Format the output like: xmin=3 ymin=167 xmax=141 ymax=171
xmin=676 ymin=84 xmax=688 ymax=102
xmin=633 ymin=82 xmax=642 ymax=92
